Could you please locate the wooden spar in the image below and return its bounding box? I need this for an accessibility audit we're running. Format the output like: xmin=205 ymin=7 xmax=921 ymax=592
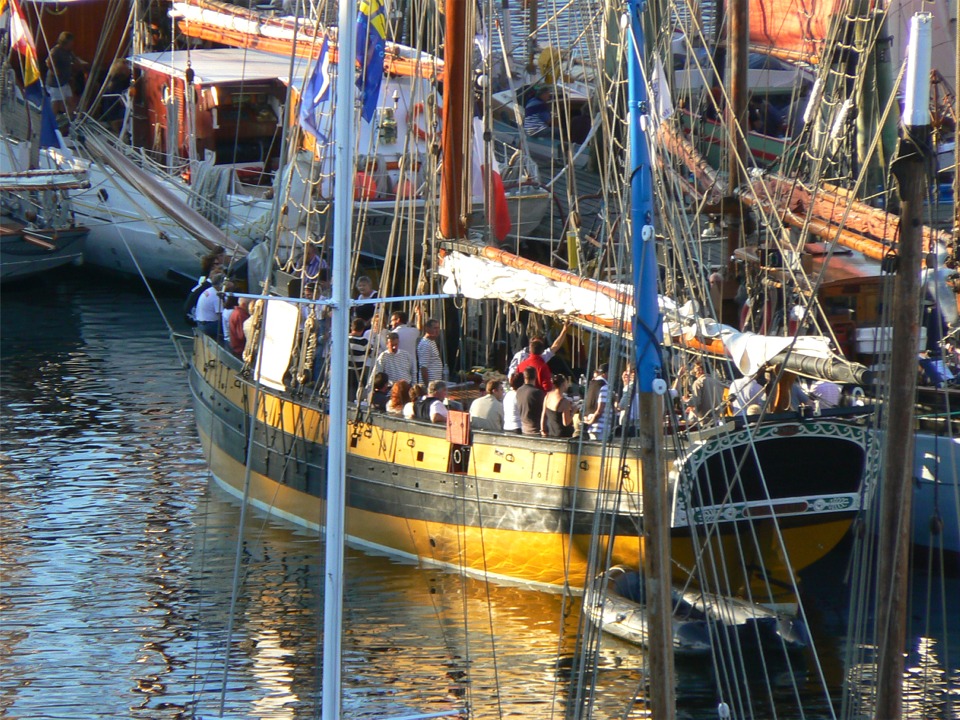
xmin=747 ymin=44 xmax=821 ymax=66
xmin=473 ymin=246 xmax=872 ymax=384
xmin=872 ymin=133 xmax=924 ymax=720
xmin=174 ymin=0 xmax=442 ymax=79
xmin=439 ymin=0 xmax=468 ymax=241
xmin=788 ymin=180 xmax=950 ymax=248
xmin=480 ymin=246 xmax=631 ymax=304
xmin=526 ymin=0 xmax=539 ymax=72
xmin=658 ymin=123 xmax=723 ymax=204
xmin=873 ymin=15 xmax=929 ymax=718
xmin=720 ymin=0 xmax=749 ymax=323
xmin=660 ymin=121 xmax=949 ymax=257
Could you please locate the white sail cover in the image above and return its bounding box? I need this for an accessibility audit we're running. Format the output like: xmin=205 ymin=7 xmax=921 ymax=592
xmin=440 ymin=250 xmax=836 ymax=377
xmin=439 ymin=251 xmax=633 ymax=322
xmin=254 ymin=300 xmax=301 ymax=392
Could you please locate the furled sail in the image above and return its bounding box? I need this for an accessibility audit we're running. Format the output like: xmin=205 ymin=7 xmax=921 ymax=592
xmin=439 ymin=249 xmax=870 ymax=383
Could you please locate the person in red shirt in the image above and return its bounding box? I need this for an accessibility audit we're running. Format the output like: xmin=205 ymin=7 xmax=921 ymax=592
xmin=228 ymin=297 xmax=251 ymax=357
xmin=516 ymin=338 xmax=553 ymax=393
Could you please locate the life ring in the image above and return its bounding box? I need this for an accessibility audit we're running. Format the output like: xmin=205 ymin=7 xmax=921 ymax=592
xmin=409 ymin=103 xmax=429 ymax=140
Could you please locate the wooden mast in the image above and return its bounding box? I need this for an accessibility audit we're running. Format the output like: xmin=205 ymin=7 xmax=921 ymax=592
xmin=873 ymin=13 xmax=932 ymax=719
xmin=955 ymin=6 xmax=960 ymax=237
xmin=439 ymin=0 xmax=468 ymax=241
xmin=722 ymin=0 xmax=749 ymax=324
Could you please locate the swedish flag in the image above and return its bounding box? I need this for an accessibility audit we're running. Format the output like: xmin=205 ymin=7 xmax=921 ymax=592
xmin=355 ymin=0 xmax=386 ymax=123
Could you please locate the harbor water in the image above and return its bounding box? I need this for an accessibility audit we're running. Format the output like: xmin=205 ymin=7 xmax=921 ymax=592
xmin=1 ymin=271 xmax=957 ymax=719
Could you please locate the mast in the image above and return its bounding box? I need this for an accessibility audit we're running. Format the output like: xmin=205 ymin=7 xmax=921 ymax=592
xmin=873 ymin=13 xmax=931 ymax=719
xmin=440 ymin=0 xmax=468 ymax=241
xmin=722 ymin=0 xmax=748 ymax=324
xmin=955 ymin=6 xmax=959 ymax=237
xmin=321 ymin=0 xmax=358 ymax=716
xmin=627 ymin=2 xmax=675 ymax=717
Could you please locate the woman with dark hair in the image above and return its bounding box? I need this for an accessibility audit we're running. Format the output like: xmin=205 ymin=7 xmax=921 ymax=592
xmin=541 ymin=374 xmax=575 ymax=437
xmin=387 ymin=380 xmax=410 ymax=415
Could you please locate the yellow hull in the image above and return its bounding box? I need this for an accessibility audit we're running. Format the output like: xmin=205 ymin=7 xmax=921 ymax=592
xmin=191 ymin=335 xmax=864 ymax=601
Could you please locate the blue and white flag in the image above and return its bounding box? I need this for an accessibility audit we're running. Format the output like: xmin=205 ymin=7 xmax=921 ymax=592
xmin=355 ymin=0 xmax=386 ymax=123
xmin=299 ymin=36 xmax=332 ymax=140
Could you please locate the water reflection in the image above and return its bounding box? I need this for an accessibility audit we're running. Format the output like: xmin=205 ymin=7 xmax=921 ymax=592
xmin=1 ymin=272 xmax=957 ymax=719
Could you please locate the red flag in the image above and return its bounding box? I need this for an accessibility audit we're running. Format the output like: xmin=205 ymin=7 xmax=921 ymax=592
xmin=471 ymin=117 xmax=512 ymax=243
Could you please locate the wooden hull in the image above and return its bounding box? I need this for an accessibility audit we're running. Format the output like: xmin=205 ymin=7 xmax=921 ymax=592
xmin=678 ymin=109 xmax=793 ymax=170
xmin=190 ymin=335 xmax=867 ymax=600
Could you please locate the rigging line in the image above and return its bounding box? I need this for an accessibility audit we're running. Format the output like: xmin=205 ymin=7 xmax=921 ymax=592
xmin=456 ymin=440 xmax=504 ymax=719
xmin=216 ymin=28 xmax=313 ymax=703
xmin=216 ymin=366 xmax=265 ymax=716
xmin=73 ymin=1 xmax=132 ymax=127
xmin=101 ymin=202 xmax=189 ymax=368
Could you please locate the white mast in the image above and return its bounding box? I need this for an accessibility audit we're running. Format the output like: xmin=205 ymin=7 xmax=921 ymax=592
xmin=322 ymin=0 xmax=358 ymax=716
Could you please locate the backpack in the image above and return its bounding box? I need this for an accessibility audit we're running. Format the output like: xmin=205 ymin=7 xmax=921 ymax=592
xmin=183 ymin=279 xmax=212 ymax=326
xmin=414 ymin=396 xmax=436 ymax=421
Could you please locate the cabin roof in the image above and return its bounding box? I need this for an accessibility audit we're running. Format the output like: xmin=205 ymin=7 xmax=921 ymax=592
xmin=132 ymin=49 xmax=310 ymax=87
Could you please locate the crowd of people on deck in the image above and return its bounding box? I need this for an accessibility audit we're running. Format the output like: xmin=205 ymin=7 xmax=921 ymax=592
xmin=187 ymin=249 xmax=874 ymax=441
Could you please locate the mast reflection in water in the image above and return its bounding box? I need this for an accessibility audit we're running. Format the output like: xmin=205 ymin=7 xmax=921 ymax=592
xmin=0 ymin=272 xmax=956 ymax=718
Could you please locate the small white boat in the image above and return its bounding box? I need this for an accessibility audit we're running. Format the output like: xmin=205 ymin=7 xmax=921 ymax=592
xmin=584 ymin=566 xmax=809 ymax=656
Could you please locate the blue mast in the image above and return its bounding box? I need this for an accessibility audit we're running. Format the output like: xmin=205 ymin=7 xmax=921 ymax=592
xmin=627 ymin=0 xmax=662 ymax=393
xmin=626 ymin=3 xmax=675 ymax=716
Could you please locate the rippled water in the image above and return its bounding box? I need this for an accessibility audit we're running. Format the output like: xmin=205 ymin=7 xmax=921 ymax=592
xmin=1 ymin=271 xmax=957 ymax=719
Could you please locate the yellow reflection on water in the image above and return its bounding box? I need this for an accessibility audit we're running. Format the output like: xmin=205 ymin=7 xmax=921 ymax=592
xmin=249 ymin=628 xmax=299 ymax=719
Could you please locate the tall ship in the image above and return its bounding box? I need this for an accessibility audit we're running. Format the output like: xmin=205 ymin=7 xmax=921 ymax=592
xmin=184 ymin=0 xmax=881 ymax=615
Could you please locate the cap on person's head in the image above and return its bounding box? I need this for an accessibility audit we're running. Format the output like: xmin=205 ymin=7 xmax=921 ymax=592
xmin=596 ymin=363 xmax=609 ymax=375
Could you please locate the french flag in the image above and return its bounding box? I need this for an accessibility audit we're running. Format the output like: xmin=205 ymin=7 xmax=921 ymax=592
xmin=471 ymin=117 xmax=511 ymax=243
xmin=299 ymin=35 xmax=332 ymax=141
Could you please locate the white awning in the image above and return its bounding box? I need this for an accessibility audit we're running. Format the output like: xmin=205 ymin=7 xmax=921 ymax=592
xmin=132 ymin=49 xmax=311 ymax=87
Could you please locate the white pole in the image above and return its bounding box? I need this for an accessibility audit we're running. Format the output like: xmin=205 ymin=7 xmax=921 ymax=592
xmin=323 ymin=0 xmax=357 ymax=716
xmin=902 ymin=13 xmax=932 ymax=128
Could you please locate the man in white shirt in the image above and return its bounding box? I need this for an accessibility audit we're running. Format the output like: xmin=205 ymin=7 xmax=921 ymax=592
xmin=427 ymin=381 xmax=449 ymax=424
xmin=388 ymin=310 xmax=421 ymax=360
xmin=195 ymin=272 xmax=224 ymax=338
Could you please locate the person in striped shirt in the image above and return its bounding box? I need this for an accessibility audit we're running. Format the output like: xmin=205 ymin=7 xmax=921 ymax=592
xmin=417 ymin=318 xmax=445 ymax=385
xmin=582 ymin=364 xmax=609 ymax=440
xmin=372 ymin=332 xmax=417 ymax=387
xmin=523 ymin=86 xmax=554 ymax=137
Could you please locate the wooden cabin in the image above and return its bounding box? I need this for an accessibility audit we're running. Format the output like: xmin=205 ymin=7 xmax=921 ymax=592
xmin=131 ymin=49 xmax=302 ymax=174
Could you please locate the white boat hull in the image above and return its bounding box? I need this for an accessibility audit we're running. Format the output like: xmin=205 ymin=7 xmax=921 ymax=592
xmin=912 ymin=432 xmax=960 ymax=556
